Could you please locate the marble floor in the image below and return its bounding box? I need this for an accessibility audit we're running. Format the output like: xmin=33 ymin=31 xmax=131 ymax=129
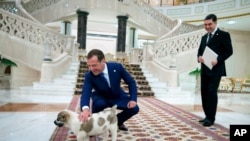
xmin=0 ymin=88 xmax=250 ymax=141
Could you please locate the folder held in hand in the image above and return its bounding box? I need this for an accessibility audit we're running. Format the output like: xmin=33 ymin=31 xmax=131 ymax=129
xmin=202 ymin=46 xmax=218 ymax=70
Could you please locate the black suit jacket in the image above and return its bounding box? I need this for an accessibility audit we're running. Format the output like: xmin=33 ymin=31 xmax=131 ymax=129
xmin=197 ymin=28 xmax=233 ymax=76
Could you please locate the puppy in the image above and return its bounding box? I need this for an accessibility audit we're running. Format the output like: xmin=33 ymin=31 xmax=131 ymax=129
xmin=54 ymin=105 xmax=118 ymax=141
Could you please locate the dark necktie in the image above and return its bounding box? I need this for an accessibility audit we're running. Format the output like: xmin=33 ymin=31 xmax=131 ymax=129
xmin=207 ymin=33 xmax=212 ymax=44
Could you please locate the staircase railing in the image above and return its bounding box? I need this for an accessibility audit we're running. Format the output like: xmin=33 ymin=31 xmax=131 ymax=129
xmin=0 ymin=0 xmax=204 ymax=85
xmin=153 ymin=29 xmax=206 ymax=69
xmin=0 ymin=9 xmax=77 ymax=83
xmin=0 ymin=1 xmax=38 ymax=22
xmin=0 ymin=9 xmax=75 ymax=60
xmin=18 ymin=0 xmax=202 ymax=63
xmin=20 ymin=0 xmax=61 ymax=14
xmin=20 ymin=0 xmax=180 ymax=37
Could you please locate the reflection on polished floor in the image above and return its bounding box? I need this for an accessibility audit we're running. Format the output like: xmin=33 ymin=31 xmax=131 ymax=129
xmin=0 ymin=87 xmax=250 ymax=141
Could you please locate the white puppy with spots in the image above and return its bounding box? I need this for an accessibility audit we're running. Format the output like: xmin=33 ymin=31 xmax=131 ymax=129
xmin=54 ymin=105 xmax=118 ymax=141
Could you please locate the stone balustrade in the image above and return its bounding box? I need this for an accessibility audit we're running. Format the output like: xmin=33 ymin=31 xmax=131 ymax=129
xmin=21 ymin=0 xmax=180 ymax=37
xmin=0 ymin=9 xmax=75 ymax=61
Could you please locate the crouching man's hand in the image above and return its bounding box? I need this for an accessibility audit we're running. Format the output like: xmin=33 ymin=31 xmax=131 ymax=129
xmin=78 ymin=109 xmax=91 ymax=123
xmin=127 ymin=100 xmax=137 ymax=109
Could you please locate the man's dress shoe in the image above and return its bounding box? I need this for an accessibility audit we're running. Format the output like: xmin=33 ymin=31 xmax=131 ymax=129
xmin=199 ymin=118 xmax=206 ymax=123
xmin=119 ymin=124 xmax=128 ymax=131
xmin=202 ymin=120 xmax=213 ymax=127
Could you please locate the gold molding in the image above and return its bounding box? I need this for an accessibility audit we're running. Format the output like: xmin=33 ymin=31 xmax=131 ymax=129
xmin=185 ymin=13 xmax=250 ymax=23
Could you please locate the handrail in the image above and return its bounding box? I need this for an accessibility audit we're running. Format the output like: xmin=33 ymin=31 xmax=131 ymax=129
xmin=152 ymin=29 xmax=206 ymax=69
xmin=15 ymin=0 xmax=41 ymax=23
xmin=17 ymin=0 xmax=203 ymax=70
xmin=0 ymin=1 xmax=38 ymax=22
xmin=0 ymin=9 xmax=75 ymax=61
xmin=155 ymin=28 xmax=205 ymax=55
xmin=1 ymin=0 xmax=205 ymax=72
xmin=20 ymin=0 xmax=180 ymax=37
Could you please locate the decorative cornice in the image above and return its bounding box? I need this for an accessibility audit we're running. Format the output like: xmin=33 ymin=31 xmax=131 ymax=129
xmin=185 ymin=13 xmax=250 ymax=23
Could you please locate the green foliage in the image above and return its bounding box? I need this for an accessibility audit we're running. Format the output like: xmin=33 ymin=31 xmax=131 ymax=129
xmin=189 ymin=67 xmax=200 ymax=76
xmin=0 ymin=55 xmax=17 ymax=67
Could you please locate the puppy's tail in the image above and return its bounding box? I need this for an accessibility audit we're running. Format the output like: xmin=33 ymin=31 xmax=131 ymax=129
xmin=110 ymin=105 xmax=118 ymax=123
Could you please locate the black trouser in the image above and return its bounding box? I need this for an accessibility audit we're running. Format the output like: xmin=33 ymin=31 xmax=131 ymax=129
xmin=200 ymin=74 xmax=221 ymax=123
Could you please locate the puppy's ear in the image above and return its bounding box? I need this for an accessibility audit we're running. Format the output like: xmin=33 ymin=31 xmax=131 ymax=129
xmin=57 ymin=111 xmax=70 ymax=123
xmin=64 ymin=111 xmax=70 ymax=122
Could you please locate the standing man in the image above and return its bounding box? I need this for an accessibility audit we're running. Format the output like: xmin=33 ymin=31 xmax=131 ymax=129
xmin=78 ymin=49 xmax=139 ymax=132
xmin=197 ymin=14 xmax=233 ymax=126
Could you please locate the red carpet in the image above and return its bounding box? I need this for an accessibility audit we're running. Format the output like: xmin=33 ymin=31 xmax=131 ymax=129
xmin=49 ymin=95 xmax=79 ymax=141
xmin=50 ymin=96 xmax=229 ymax=141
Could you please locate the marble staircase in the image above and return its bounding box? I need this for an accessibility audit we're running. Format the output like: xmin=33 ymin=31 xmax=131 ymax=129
xmin=74 ymin=61 xmax=88 ymax=95
xmin=140 ymin=65 xmax=195 ymax=105
xmin=17 ymin=60 xmax=195 ymax=106
xmin=122 ymin=64 xmax=154 ymax=96
xmin=74 ymin=61 xmax=155 ymax=97
xmin=19 ymin=61 xmax=80 ymax=95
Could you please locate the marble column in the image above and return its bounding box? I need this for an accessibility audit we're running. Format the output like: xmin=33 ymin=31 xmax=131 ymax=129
xmin=43 ymin=43 xmax=52 ymax=61
xmin=60 ymin=21 xmax=72 ymax=35
xmin=129 ymin=27 xmax=138 ymax=48
xmin=116 ymin=16 xmax=128 ymax=52
xmin=76 ymin=10 xmax=89 ymax=49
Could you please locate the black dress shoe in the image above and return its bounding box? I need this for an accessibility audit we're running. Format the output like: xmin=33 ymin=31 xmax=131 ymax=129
xmin=202 ymin=120 xmax=213 ymax=127
xmin=199 ymin=118 xmax=206 ymax=123
xmin=119 ymin=124 xmax=128 ymax=131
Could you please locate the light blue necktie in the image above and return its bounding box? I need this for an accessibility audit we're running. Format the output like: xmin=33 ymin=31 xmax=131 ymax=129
xmin=101 ymin=73 xmax=110 ymax=87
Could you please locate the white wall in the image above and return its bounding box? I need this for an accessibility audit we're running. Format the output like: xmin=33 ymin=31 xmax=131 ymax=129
xmin=226 ymin=30 xmax=250 ymax=77
xmin=86 ymin=37 xmax=117 ymax=55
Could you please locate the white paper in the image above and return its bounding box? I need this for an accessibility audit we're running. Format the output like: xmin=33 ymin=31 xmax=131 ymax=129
xmin=202 ymin=46 xmax=218 ymax=70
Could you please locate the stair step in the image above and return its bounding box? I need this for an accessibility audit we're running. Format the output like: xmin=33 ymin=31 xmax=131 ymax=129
xmin=138 ymin=90 xmax=154 ymax=96
xmin=61 ymin=74 xmax=77 ymax=79
xmin=151 ymin=87 xmax=168 ymax=93
xmin=19 ymin=86 xmax=74 ymax=95
xmin=149 ymin=82 xmax=167 ymax=87
xmin=53 ymin=78 xmax=76 ymax=84
xmin=19 ymin=61 xmax=80 ymax=95
xmin=33 ymin=82 xmax=75 ymax=90
xmin=143 ymin=73 xmax=154 ymax=78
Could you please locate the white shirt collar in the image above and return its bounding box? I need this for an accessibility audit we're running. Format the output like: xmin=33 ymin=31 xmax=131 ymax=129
xmin=210 ymin=27 xmax=218 ymax=36
xmin=102 ymin=63 xmax=110 ymax=87
xmin=103 ymin=63 xmax=108 ymax=74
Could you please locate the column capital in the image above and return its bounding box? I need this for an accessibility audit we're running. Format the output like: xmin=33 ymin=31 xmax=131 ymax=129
xmin=76 ymin=10 xmax=89 ymax=16
xmin=130 ymin=27 xmax=136 ymax=30
xmin=116 ymin=15 xmax=128 ymax=52
xmin=76 ymin=10 xmax=88 ymax=50
xmin=62 ymin=20 xmax=71 ymax=24
xmin=117 ymin=15 xmax=128 ymax=20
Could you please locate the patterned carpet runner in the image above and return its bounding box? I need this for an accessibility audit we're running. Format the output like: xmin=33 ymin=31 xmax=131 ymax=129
xmin=49 ymin=96 xmax=229 ymax=141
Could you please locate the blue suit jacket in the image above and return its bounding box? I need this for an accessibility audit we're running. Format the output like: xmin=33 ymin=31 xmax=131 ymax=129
xmin=80 ymin=62 xmax=137 ymax=109
xmin=197 ymin=28 xmax=233 ymax=76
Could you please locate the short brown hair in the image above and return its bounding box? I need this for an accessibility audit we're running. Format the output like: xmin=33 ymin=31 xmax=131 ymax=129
xmin=86 ymin=49 xmax=105 ymax=61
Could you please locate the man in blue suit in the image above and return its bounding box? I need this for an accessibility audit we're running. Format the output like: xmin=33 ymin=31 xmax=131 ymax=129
xmin=78 ymin=49 xmax=139 ymax=132
xmin=197 ymin=14 xmax=233 ymax=126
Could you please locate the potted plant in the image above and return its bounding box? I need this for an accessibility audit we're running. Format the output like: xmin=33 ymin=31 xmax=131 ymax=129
xmin=189 ymin=67 xmax=201 ymax=94
xmin=189 ymin=67 xmax=200 ymax=79
xmin=0 ymin=55 xmax=17 ymax=89
xmin=0 ymin=54 xmax=17 ymax=67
